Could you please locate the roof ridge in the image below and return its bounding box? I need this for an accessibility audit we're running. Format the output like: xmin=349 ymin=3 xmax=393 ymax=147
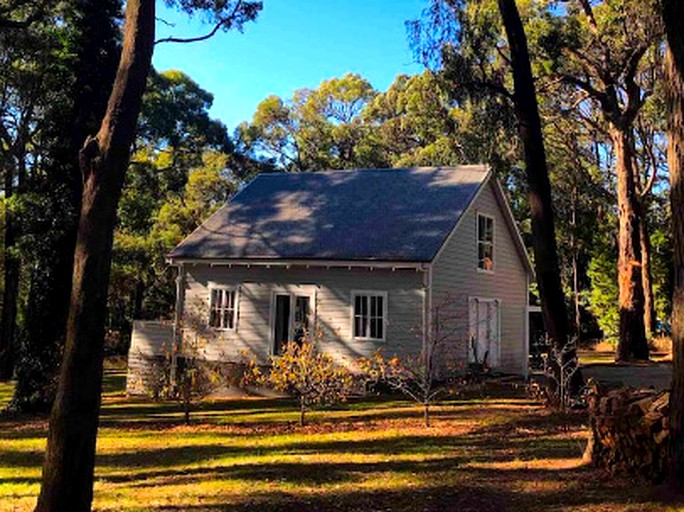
xmin=256 ymin=165 xmax=489 ymax=177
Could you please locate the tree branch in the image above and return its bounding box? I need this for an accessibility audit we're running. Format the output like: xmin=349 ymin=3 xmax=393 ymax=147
xmin=155 ymin=0 xmax=243 ymax=45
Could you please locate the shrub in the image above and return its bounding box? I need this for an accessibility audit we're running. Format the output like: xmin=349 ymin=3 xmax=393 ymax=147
xmin=244 ymin=337 xmax=355 ymax=426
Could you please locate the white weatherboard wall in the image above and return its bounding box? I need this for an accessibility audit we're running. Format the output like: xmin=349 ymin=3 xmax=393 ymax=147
xmin=431 ymin=179 xmax=529 ymax=373
xmin=126 ymin=320 xmax=173 ymax=395
xmin=182 ymin=265 xmax=426 ymax=364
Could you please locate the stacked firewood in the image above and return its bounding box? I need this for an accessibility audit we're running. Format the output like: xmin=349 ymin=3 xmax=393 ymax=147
xmin=586 ymin=382 xmax=670 ymax=483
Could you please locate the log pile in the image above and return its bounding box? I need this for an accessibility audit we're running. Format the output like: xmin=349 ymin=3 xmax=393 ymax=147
xmin=586 ymin=383 xmax=670 ymax=482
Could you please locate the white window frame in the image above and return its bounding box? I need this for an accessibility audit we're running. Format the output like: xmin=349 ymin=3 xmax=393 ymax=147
xmin=208 ymin=284 xmax=239 ymax=331
xmin=351 ymin=290 xmax=388 ymax=342
xmin=476 ymin=212 xmax=495 ymax=274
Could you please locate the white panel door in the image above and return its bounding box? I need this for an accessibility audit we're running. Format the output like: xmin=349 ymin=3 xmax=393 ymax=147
xmin=469 ymin=298 xmax=500 ymax=367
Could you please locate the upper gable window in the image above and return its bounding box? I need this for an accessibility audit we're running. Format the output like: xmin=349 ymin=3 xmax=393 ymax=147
xmin=477 ymin=214 xmax=494 ymax=272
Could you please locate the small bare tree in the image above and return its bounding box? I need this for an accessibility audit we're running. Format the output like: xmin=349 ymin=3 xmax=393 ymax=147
xmin=359 ymin=295 xmax=468 ymax=427
xmin=148 ymin=300 xmax=222 ymax=424
xmin=541 ymin=337 xmax=582 ymax=412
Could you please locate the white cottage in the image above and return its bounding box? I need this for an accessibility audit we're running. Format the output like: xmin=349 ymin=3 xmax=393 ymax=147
xmin=127 ymin=165 xmax=533 ymax=394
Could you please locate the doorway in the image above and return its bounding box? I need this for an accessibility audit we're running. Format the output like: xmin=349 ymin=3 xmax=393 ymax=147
xmin=271 ymin=289 xmax=315 ymax=354
xmin=468 ymin=297 xmax=500 ymax=367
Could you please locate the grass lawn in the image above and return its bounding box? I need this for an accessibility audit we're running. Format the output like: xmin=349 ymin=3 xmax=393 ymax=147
xmin=0 ymin=371 xmax=682 ymax=511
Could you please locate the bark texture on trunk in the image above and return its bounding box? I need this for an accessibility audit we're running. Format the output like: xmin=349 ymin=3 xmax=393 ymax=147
xmin=35 ymin=1 xmax=155 ymax=510
xmin=611 ymin=127 xmax=648 ymax=361
xmin=497 ymin=0 xmax=569 ymax=348
xmin=640 ymin=216 xmax=656 ymax=338
xmin=663 ymin=0 xmax=684 ymax=489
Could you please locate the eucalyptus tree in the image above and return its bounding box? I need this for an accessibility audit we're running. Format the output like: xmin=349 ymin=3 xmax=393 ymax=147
xmin=532 ymin=0 xmax=664 ymax=360
xmin=238 ymin=73 xmax=379 ymax=171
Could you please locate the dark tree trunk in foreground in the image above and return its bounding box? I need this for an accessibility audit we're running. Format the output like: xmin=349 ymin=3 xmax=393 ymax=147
xmin=663 ymin=0 xmax=684 ymax=490
xmin=35 ymin=1 xmax=154 ymax=510
xmin=612 ymin=127 xmax=648 ymax=361
xmin=497 ymin=0 xmax=570 ymax=348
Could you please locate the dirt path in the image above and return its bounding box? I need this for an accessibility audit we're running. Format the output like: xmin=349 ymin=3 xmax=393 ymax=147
xmin=579 ymin=351 xmax=672 ymax=389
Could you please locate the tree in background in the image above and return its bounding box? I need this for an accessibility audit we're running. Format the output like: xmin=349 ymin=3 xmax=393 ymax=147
xmin=2 ymin=0 xmax=123 ymax=413
xmin=532 ymin=0 xmax=663 ymax=360
xmin=408 ymin=0 xmax=572 ymax=359
xmin=35 ymin=1 xmax=261 ymax=510
xmin=239 ymin=73 xmax=380 ymax=171
xmin=0 ymin=13 xmax=68 ymax=379
xmin=239 ymin=70 xmax=519 ymax=174
xmin=109 ymin=69 xmax=237 ymax=347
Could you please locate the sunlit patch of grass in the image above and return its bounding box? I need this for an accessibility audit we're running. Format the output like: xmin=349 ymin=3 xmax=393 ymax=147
xmin=0 ymin=379 xmax=14 ymax=410
xmin=0 ymin=367 xmax=678 ymax=512
xmin=579 ymin=349 xmax=672 ymax=365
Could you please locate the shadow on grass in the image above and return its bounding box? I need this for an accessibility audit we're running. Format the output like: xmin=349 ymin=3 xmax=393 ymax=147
xmin=147 ymin=474 xmax=672 ymax=512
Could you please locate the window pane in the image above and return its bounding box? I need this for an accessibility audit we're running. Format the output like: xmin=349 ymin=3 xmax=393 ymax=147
xmin=478 ymin=215 xmax=493 ymax=243
xmin=485 ymin=217 xmax=493 ymax=242
xmin=482 ymin=243 xmax=493 ymax=270
xmin=227 ymin=291 xmax=235 ymax=328
xmin=354 ymin=315 xmax=363 ymax=337
xmin=370 ymin=318 xmax=383 ymax=339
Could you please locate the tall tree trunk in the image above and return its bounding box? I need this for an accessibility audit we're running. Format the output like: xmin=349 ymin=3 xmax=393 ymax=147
xmin=571 ymin=185 xmax=581 ymax=337
xmin=35 ymin=1 xmax=154 ymax=510
xmin=611 ymin=126 xmax=648 ymax=361
xmin=497 ymin=0 xmax=570 ymax=348
xmin=663 ymin=0 xmax=684 ymax=490
xmin=640 ymin=215 xmax=656 ymax=338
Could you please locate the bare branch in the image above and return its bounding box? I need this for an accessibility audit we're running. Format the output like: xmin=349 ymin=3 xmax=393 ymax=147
xmin=155 ymin=0 xmax=243 ymax=45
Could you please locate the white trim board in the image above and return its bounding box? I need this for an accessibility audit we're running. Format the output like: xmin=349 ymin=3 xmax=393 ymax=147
xmin=168 ymin=258 xmax=430 ymax=271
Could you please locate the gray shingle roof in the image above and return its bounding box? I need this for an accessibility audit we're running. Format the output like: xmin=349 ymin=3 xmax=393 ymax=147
xmin=169 ymin=165 xmax=490 ymax=262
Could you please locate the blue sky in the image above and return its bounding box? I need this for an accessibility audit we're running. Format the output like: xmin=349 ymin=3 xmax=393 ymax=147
xmin=153 ymin=1 xmax=427 ymax=132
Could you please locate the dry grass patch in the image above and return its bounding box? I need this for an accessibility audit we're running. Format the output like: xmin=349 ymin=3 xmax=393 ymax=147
xmin=0 ymin=370 xmax=681 ymax=511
